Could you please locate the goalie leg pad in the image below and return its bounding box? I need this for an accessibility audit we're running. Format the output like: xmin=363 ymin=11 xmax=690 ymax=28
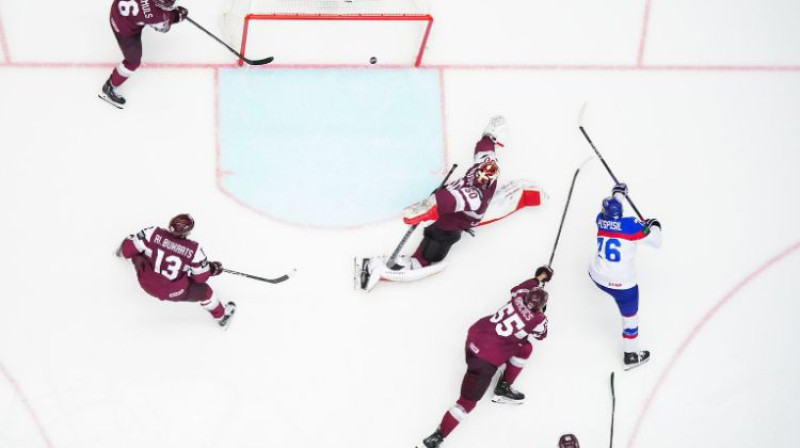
xmin=418 ymin=225 xmax=463 ymax=264
xmin=380 ymin=260 xmax=448 ymax=283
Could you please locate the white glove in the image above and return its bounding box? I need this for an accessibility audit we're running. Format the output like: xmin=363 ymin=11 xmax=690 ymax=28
xmin=483 ymin=115 xmax=508 ymax=143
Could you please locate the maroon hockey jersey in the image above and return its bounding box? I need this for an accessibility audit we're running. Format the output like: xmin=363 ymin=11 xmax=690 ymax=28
xmin=110 ymin=0 xmax=180 ymax=37
xmin=121 ymin=226 xmax=211 ymax=300
xmin=433 ymin=136 xmax=499 ymax=231
xmin=466 ymin=278 xmax=547 ymax=367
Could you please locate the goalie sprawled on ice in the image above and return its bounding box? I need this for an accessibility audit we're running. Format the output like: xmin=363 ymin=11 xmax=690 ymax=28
xmin=355 ymin=116 xmax=547 ymax=291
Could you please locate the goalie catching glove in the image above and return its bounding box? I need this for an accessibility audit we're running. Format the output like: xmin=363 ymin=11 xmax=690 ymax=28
xmin=403 ymin=195 xmax=438 ymax=225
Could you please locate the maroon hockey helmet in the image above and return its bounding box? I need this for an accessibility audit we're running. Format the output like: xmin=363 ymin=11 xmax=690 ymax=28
xmin=476 ymin=158 xmax=499 ymax=184
xmin=154 ymin=0 xmax=178 ymax=11
xmin=558 ymin=434 xmax=580 ymax=448
xmin=524 ymin=286 xmax=548 ymax=311
xmin=169 ymin=213 xmax=194 ymax=238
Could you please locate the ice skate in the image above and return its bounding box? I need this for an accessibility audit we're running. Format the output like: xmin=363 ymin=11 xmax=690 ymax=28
xmin=218 ymin=301 xmax=236 ymax=330
xmin=98 ymin=78 xmax=126 ymax=109
xmin=491 ymin=380 xmax=525 ymax=404
xmin=355 ymin=256 xmax=386 ymax=291
xmin=623 ymin=350 xmax=650 ymax=371
xmin=417 ymin=429 xmax=444 ymax=448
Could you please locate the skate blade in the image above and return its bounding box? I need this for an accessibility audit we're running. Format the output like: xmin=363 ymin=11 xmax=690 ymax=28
xmin=623 ymin=357 xmax=650 ymax=371
xmin=491 ymin=395 xmax=525 ymax=405
xmin=98 ymin=93 xmax=124 ymax=109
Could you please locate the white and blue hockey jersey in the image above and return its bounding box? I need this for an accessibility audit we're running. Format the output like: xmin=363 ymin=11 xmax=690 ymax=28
xmin=589 ymin=211 xmax=662 ymax=290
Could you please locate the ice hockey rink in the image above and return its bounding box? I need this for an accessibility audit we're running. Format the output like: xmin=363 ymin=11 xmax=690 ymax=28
xmin=1 ymin=1 xmax=799 ymax=447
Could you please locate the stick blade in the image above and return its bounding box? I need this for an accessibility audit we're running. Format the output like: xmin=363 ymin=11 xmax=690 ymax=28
xmin=246 ymin=56 xmax=274 ymax=66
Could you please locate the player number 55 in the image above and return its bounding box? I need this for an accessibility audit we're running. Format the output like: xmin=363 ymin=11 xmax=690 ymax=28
xmin=490 ymin=303 xmax=525 ymax=338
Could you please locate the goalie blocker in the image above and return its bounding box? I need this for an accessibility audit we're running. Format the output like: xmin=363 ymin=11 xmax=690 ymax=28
xmin=355 ymin=178 xmax=545 ymax=291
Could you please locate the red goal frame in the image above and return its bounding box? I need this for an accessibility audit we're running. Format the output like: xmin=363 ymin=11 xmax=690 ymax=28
xmin=238 ymin=13 xmax=434 ymax=67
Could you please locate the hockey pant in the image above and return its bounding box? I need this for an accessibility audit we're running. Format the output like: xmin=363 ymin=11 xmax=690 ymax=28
xmin=594 ymin=281 xmax=641 ymax=353
xmin=132 ymin=255 xmax=225 ymax=319
xmin=110 ymin=30 xmax=142 ymax=88
xmin=413 ymin=224 xmax=462 ymax=267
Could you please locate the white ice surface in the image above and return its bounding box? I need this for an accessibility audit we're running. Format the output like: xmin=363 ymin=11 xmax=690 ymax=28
xmin=1 ymin=1 xmax=799 ymax=448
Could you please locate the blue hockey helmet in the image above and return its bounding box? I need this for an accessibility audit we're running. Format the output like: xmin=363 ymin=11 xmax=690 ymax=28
xmin=602 ymin=196 xmax=623 ymax=219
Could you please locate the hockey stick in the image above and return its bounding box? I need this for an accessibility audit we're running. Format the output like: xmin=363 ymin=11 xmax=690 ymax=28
xmin=185 ymin=17 xmax=274 ymax=66
xmin=577 ymin=103 xmax=644 ymax=220
xmin=547 ymin=157 xmax=593 ymax=268
xmin=385 ymin=164 xmax=458 ymax=270
xmin=609 ymin=371 xmax=616 ymax=448
xmin=222 ymin=268 xmax=296 ymax=284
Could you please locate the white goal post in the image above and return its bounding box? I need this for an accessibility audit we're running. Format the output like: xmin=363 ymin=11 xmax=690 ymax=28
xmin=221 ymin=0 xmax=434 ymax=67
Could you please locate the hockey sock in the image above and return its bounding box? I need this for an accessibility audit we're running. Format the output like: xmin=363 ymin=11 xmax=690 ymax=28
xmin=110 ymin=63 xmax=136 ymax=88
xmin=502 ymin=343 xmax=532 ymax=384
xmin=200 ymin=295 xmax=225 ymax=319
xmin=622 ymin=313 xmax=640 ymax=352
xmin=411 ymin=246 xmax=431 ymax=267
xmin=439 ymin=398 xmax=476 ymax=437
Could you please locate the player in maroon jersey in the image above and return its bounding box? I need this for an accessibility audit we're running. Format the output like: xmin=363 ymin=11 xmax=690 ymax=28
xmin=416 ymin=266 xmax=554 ymax=448
xmin=99 ymin=0 xmax=189 ymax=109
xmin=357 ymin=116 xmax=508 ymax=290
xmin=116 ymin=214 xmax=236 ymax=328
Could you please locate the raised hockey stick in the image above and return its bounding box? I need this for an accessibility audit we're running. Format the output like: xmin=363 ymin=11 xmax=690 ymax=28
xmin=609 ymin=371 xmax=616 ymax=448
xmin=385 ymin=164 xmax=458 ymax=270
xmin=577 ymin=103 xmax=645 ymax=220
xmin=185 ymin=17 xmax=274 ymax=66
xmin=222 ymin=268 xmax=296 ymax=284
xmin=547 ymin=157 xmax=593 ymax=268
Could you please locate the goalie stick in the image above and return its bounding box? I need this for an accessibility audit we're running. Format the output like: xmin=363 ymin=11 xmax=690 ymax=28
xmin=577 ymin=103 xmax=645 ymax=220
xmin=185 ymin=17 xmax=274 ymax=66
xmin=385 ymin=164 xmax=458 ymax=270
xmin=222 ymin=268 xmax=296 ymax=284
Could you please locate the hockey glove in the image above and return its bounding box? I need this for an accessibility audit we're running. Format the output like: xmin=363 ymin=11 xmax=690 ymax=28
xmin=403 ymin=196 xmax=438 ymax=225
xmin=209 ymin=261 xmax=223 ymax=276
xmin=643 ymin=218 xmax=661 ymax=235
xmin=175 ymin=6 xmax=188 ymax=22
xmin=482 ymin=115 xmax=507 ymax=145
xmin=531 ymin=319 xmax=548 ymax=341
xmin=612 ymin=182 xmax=628 ymax=196
xmin=535 ymin=265 xmax=554 ymax=283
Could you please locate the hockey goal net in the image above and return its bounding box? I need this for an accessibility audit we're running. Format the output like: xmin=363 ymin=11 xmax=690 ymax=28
xmin=221 ymin=0 xmax=433 ymax=67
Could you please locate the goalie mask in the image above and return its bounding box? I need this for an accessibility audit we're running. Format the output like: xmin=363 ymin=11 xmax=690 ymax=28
xmin=155 ymin=0 xmax=178 ymax=11
xmin=476 ymin=158 xmax=499 ymax=184
xmin=524 ymin=286 xmax=548 ymax=312
xmin=169 ymin=213 xmax=194 ymax=238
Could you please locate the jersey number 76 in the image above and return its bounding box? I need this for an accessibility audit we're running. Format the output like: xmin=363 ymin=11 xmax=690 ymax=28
xmin=597 ymin=237 xmax=621 ymax=262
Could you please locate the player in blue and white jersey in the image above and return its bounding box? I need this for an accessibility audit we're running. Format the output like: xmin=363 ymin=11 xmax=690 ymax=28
xmin=589 ymin=183 xmax=662 ymax=370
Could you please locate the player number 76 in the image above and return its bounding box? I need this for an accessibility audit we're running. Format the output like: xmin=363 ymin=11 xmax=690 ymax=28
xmin=490 ymin=303 xmax=525 ymax=338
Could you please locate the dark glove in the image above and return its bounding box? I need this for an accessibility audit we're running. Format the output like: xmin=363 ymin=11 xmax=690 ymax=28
xmin=612 ymin=182 xmax=628 ymax=196
xmin=535 ymin=265 xmax=554 ymax=283
xmin=643 ymin=218 xmax=661 ymax=235
xmin=175 ymin=6 xmax=188 ymax=22
xmin=209 ymin=261 xmax=223 ymax=276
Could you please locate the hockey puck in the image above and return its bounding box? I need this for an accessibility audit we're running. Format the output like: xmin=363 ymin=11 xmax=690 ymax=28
xmin=369 ymin=56 xmax=377 ymax=65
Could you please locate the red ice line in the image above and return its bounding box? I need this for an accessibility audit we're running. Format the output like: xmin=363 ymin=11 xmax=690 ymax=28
xmin=637 ymin=0 xmax=653 ymax=67
xmin=626 ymin=240 xmax=800 ymax=448
xmin=0 ymin=13 xmax=11 ymax=64
xmin=0 ymin=362 xmax=56 ymax=448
